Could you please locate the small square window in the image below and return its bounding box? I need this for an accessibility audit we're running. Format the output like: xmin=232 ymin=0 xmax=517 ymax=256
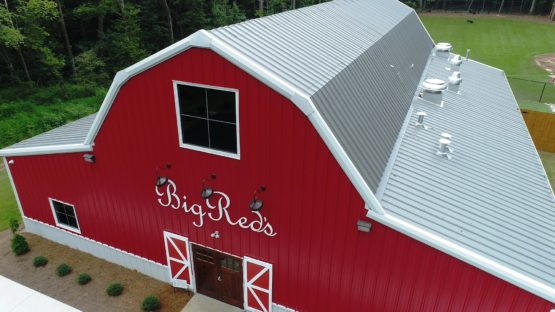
xmin=49 ymin=198 xmax=81 ymax=234
xmin=175 ymin=82 xmax=239 ymax=159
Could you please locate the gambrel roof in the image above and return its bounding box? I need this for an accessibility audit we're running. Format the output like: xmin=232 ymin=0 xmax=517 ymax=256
xmin=1 ymin=0 xmax=553 ymax=302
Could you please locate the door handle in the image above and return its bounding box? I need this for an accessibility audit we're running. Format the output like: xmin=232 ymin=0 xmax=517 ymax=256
xmin=217 ymin=275 xmax=222 ymax=282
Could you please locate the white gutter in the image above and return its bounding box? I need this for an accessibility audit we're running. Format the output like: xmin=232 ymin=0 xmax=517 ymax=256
xmin=0 ymin=144 xmax=92 ymax=157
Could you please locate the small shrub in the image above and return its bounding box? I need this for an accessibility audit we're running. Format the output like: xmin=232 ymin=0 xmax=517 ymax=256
xmin=56 ymin=263 xmax=72 ymax=277
xmin=33 ymin=256 xmax=48 ymax=267
xmin=9 ymin=218 xmax=19 ymax=234
xmin=106 ymin=283 xmax=124 ymax=296
xmin=11 ymin=234 xmax=30 ymax=256
xmin=77 ymin=273 xmax=92 ymax=285
xmin=141 ymin=295 xmax=161 ymax=311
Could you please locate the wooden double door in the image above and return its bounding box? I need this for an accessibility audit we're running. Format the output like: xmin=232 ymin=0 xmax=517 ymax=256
xmin=192 ymin=244 xmax=243 ymax=308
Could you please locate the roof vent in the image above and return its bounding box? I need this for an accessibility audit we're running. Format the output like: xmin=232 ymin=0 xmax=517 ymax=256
xmin=450 ymin=55 xmax=463 ymax=69
xmin=440 ymin=133 xmax=454 ymax=152
xmin=414 ymin=111 xmax=430 ymax=129
xmin=448 ymin=71 xmax=462 ymax=93
xmin=421 ymin=78 xmax=447 ymax=106
xmin=436 ymin=138 xmax=453 ymax=159
xmin=434 ymin=42 xmax=452 ymax=59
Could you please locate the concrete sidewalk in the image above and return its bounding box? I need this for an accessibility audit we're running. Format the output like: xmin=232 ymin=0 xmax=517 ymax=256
xmin=0 ymin=275 xmax=81 ymax=312
xmin=181 ymin=293 xmax=242 ymax=312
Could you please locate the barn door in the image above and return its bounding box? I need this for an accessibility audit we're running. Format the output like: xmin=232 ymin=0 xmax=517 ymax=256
xmin=163 ymin=231 xmax=194 ymax=290
xmin=244 ymin=257 xmax=273 ymax=312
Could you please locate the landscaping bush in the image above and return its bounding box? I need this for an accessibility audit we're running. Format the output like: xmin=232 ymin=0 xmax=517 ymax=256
xmin=11 ymin=234 xmax=30 ymax=256
xmin=141 ymin=295 xmax=161 ymax=311
xmin=9 ymin=218 xmax=19 ymax=234
xmin=77 ymin=273 xmax=92 ymax=285
xmin=106 ymin=283 xmax=124 ymax=296
xmin=56 ymin=263 xmax=72 ymax=277
xmin=33 ymin=256 xmax=48 ymax=267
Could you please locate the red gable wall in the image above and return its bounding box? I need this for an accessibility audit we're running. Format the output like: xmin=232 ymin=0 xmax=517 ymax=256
xmin=7 ymin=48 xmax=553 ymax=311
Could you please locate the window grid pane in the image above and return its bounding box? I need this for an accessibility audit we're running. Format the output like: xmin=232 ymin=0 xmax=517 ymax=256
xmin=52 ymin=201 xmax=79 ymax=230
xmin=177 ymin=84 xmax=237 ymax=155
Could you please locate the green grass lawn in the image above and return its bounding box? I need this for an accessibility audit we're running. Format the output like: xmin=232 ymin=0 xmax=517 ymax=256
xmin=0 ymin=163 xmax=21 ymax=231
xmin=420 ymin=14 xmax=555 ymax=109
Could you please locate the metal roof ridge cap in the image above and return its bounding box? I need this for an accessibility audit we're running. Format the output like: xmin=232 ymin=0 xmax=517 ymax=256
xmin=369 ymin=211 xmax=555 ymax=302
xmin=0 ymin=143 xmax=93 ymax=157
xmin=307 ymin=107 xmax=385 ymax=215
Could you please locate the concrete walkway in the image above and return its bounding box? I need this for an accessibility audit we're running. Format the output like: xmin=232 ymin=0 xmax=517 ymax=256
xmin=0 ymin=275 xmax=81 ymax=312
xmin=181 ymin=293 xmax=242 ymax=312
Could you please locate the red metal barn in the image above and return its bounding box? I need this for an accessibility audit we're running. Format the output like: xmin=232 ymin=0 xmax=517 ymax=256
xmin=2 ymin=0 xmax=555 ymax=311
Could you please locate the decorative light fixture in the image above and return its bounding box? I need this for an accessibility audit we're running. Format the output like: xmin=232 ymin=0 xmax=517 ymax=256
xmin=249 ymin=186 xmax=267 ymax=211
xmin=83 ymin=153 xmax=96 ymax=164
xmin=155 ymin=163 xmax=171 ymax=187
xmin=357 ymin=220 xmax=372 ymax=232
xmin=201 ymin=174 xmax=217 ymax=199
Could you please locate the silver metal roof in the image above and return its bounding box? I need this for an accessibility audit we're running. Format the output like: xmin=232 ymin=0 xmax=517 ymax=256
xmin=379 ymin=56 xmax=555 ymax=290
xmin=211 ymin=0 xmax=433 ymax=190
xmin=3 ymin=113 xmax=96 ymax=149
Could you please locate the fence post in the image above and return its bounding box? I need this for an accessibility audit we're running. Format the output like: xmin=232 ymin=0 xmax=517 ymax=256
xmin=540 ymin=82 xmax=546 ymax=102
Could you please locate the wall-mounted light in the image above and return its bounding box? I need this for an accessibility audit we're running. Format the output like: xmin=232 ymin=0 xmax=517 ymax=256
xmin=249 ymin=186 xmax=267 ymax=211
xmin=155 ymin=163 xmax=171 ymax=187
xmin=210 ymin=231 xmax=220 ymax=239
xmin=201 ymin=174 xmax=217 ymax=199
xmin=83 ymin=153 xmax=96 ymax=164
xmin=357 ymin=220 xmax=372 ymax=233
xmin=8 ymin=160 xmax=14 ymax=165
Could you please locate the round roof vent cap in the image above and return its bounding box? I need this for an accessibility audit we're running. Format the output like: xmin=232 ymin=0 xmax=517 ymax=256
xmin=423 ymin=78 xmax=447 ymax=92
xmin=435 ymin=42 xmax=452 ymax=52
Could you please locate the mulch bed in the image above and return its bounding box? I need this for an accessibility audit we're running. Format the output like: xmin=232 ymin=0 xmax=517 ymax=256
xmin=0 ymin=229 xmax=191 ymax=311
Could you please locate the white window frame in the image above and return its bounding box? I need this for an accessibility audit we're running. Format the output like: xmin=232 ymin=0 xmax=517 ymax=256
xmin=173 ymin=81 xmax=240 ymax=160
xmin=49 ymin=198 xmax=81 ymax=234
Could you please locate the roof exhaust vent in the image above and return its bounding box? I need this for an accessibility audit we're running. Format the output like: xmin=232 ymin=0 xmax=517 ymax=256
xmin=450 ymin=55 xmax=463 ymax=69
xmin=436 ymin=138 xmax=453 ymax=159
xmin=448 ymin=71 xmax=463 ymax=93
xmin=414 ymin=111 xmax=430 ymax=129
xmin=434 ymin=42 xmax=452 ymax=59
xmin=421 ymin=78 xmax=447 ymax=106
xmin=437 ymin=133 xmax=453 ymax=158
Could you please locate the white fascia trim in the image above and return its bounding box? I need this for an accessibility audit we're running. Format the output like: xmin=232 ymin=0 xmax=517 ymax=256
xmin=0 ymin=144 xmax=93 ymax=157
xmin=365 ymin=210 xmax=555 ymax=303
xmin=3 ymin=157 xmax=26 ymax=220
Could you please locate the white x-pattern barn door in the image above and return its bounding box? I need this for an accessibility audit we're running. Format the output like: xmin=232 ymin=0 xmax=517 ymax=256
xmin=163 ymin=231 xmax=195 ymax=290
xmin=244 ymin=256 xmax=273 ymax=312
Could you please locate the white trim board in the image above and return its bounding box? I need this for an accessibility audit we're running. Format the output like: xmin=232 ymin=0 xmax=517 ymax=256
xmin=24 ymin=217 xmax=169 ymax=283
xmin=3 ymin=158 xmax=28 ymax=228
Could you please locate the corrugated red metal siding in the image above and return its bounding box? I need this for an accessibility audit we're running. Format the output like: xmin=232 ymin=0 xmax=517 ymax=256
xmin=7 ymin=48 xmax=553 ymax=311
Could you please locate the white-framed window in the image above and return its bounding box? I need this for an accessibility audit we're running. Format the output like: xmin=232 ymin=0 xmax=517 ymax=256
xmin=49 ymin=198 xmax=81 ymax=234
xmin=173 ymin=81 xmax=240 ymax=159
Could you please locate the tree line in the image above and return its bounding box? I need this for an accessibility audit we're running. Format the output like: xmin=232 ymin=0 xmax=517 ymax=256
xmin=0 ymin=0 xmax=324 ymax=92
xmin=404 ymin=0 xmax=555 ymax=15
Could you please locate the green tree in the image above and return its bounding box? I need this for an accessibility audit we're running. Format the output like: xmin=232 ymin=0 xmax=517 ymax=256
xmin=211 ymin=0 xmax=246 ymax=28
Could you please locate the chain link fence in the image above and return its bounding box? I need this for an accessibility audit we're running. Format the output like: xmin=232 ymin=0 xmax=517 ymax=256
xmin=508 ymin=77 xmax=555 ymax=113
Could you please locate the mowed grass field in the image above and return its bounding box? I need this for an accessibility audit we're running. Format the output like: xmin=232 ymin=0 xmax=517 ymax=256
xmin=420 ymin=14 xmax=555 ymax=112
xmin=0 ymin=163 xmax=20 ymax=231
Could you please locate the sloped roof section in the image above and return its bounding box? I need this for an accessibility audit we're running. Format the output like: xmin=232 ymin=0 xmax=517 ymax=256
xmin=379 ymin=56 xmax=555 ymax=292
xmin=210 ymin=0 xmax=418 ymax=95
xmin=0 ymin=114 xmax=96 ymax=153
xmin=211 ymin=0 xmax=433 ymax=190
